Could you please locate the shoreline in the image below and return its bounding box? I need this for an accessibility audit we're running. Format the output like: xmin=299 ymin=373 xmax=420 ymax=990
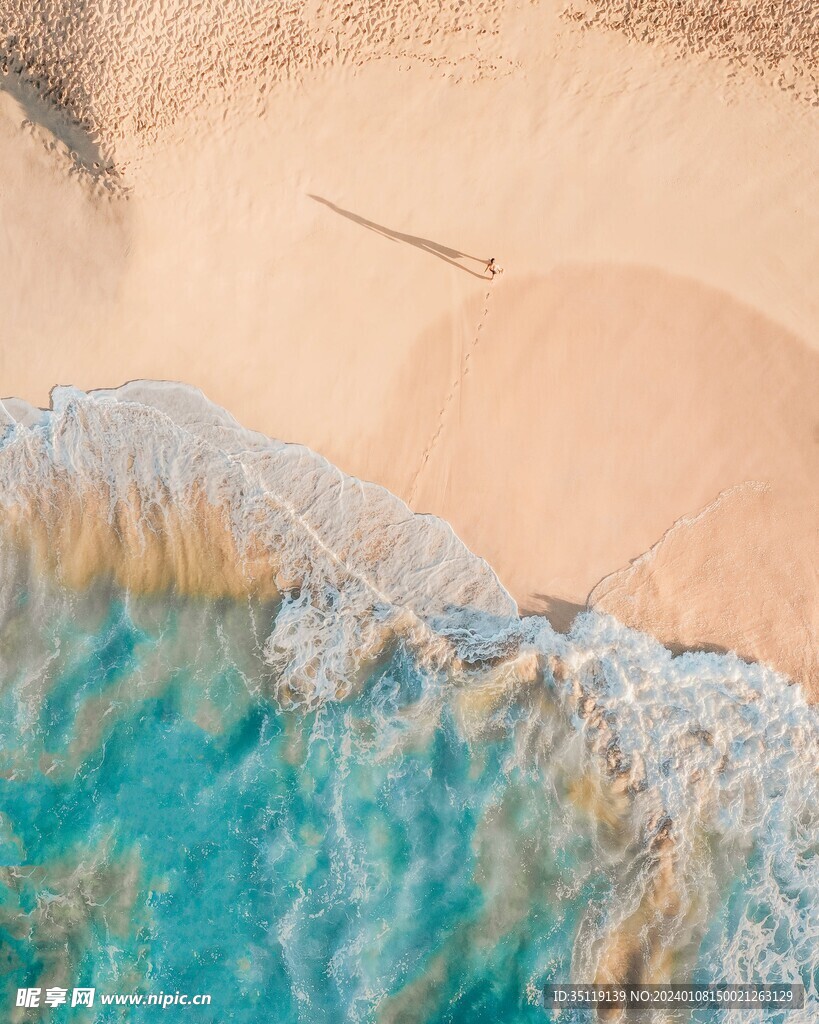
xmin=0 ymin=380 xmax=814 ymax=699
xmin=1 ymin=1 xmax=817 ymax=696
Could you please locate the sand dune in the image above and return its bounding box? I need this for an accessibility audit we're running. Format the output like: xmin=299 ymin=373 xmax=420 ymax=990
xmin=1 ymin=0 xmax=817 ymax=692
xmin=568 ymin=0 xmax=819 ymax=105
xmin=1 ymin=0 xmax=506 ymax=174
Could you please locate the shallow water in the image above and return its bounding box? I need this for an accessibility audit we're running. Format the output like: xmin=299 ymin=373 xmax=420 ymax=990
xmin=0 ymin=385 xmax=815 ymax=1022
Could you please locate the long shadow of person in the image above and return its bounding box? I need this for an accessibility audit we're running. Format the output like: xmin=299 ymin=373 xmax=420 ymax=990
xmin=309 ymin=195 xmax=491 ymax=280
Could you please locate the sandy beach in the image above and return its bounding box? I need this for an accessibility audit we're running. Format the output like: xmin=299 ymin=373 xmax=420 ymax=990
xmin=1 ymin=0 xmax=817 ymax=694
xmin=1 ymin=3 xmax=819 ymax=1012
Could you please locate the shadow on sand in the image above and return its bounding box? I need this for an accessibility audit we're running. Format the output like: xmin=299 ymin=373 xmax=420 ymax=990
xmin=1 ymin=70 xmax=111 ymax=176
xmin=520 ymin=594 xmax=587 ymax=634
xmin=309 ymin=195 xmax=491 ymax=280
xmin=521 ymin=594 xmax=733 ymax=657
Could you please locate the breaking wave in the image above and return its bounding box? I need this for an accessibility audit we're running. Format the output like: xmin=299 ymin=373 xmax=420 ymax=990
xmin=0 ymin=382 xmax=815 ymax=1022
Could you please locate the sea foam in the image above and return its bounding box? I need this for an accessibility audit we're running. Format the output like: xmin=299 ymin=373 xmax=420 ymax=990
xmin=0 ymin=382 xmax=517 ymax=702
xmin=0 ymin=382 xmax=815 ymax=1019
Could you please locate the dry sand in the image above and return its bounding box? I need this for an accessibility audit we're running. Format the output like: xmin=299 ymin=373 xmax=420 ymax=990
xmin=1 ymin=1 xmax=817 ymax=693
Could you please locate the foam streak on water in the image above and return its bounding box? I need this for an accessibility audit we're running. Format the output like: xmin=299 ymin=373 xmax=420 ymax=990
xmin=0 ymin=383 xmax=814 ymax=1023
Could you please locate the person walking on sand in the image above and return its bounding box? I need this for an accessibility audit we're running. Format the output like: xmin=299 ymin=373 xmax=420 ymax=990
xmin=486 ymin=257 xmax=502 ymax=279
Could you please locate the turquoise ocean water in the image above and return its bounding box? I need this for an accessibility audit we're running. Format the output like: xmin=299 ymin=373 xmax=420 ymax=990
xmin=0 ymin=384 xmax=815 ymax=1022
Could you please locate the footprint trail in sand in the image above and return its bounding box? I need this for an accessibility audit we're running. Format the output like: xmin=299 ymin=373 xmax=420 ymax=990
xmin=408 ymin=284 xmax=496 ymax=506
